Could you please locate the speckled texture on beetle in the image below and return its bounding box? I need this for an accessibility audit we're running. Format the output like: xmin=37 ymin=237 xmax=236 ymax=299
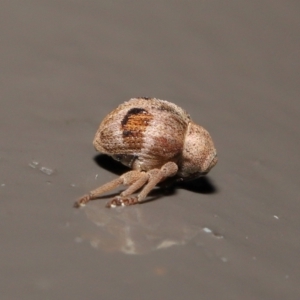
xmin=74 ymin=97 xmax=218 ymax=208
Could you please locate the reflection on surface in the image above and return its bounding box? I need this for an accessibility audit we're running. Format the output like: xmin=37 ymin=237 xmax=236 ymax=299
xmin=74 ymin=154 xmax=219 ymax=254
xmin=77 ymin=200 xmax=214 ymax=255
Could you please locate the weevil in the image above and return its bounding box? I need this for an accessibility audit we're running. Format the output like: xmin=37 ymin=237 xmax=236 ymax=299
xmin=75 ymin=98 xmax=217 ymax=208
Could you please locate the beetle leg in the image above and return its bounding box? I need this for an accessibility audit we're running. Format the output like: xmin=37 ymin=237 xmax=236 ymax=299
xmin=106 ymin=162 xmax=178 ymax=207
xmin=137 ymin=161 xmax=178 ymax=202
xmin=74 ymin=170 xmax=144 ymax=207
xmin=119 ymin=172 xmax=149 ymax=197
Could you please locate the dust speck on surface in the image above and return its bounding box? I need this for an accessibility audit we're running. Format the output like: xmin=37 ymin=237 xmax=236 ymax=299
xmin=40 ymin=167 xmax=55 ymax=176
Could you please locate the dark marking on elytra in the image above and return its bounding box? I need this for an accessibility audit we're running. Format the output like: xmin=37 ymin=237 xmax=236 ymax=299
xmin=123 ymin=130 xmax=134 ymax=137
xmin=121 ymin=107 xmax=147 ymax=126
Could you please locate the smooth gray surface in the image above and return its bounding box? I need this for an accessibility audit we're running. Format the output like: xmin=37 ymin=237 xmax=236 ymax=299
xmin=1 ymin=1 xmax=300 ymax=299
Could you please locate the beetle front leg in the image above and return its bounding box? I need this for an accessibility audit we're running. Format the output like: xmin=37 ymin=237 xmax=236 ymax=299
xmin=74 ymin=170 xmax=144 ymax=207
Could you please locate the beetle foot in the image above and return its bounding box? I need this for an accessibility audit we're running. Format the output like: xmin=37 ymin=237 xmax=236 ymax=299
xmin=74 ymin=194 xmax=90 ymax=208
xmin=106 ymin=196 xmax=139 ymax=208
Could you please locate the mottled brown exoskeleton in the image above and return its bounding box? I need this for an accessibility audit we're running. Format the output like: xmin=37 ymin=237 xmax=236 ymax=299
xmin=75 ymin=98 xmax=217 ymax=208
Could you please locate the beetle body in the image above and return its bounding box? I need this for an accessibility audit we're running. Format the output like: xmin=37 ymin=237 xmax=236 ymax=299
xmin=75 ymin=98 xmax=217 ymax=208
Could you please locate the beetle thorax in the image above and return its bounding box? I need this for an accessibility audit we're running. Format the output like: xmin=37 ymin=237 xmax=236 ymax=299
xmin=178 ymin=122 xmax=217 ymax=179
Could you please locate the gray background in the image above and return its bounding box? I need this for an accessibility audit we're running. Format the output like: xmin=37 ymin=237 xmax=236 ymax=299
xmin=1 ymin=1 xmax=300 ymax=299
